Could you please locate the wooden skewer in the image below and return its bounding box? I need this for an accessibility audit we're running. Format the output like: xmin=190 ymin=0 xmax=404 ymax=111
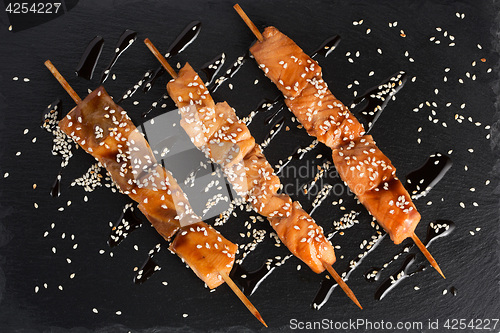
xmin=44 ymin=60 xmax=82 ymax=104
xmin=220 ymin=271 xmax=268 ymax=327
xmin=233 ymin=4 xmax=263 ymax=42
xmin=234 ymin=2 xmax=446 ymax=281
xmin=45 ymin=58 xmax=267 ymax=326
xmin=412 ymin=233 xmax=445 ymax=279
xmin=322 ymin=261 xmax=362 ymax=309
xmin=144 ymin=38 xmax=267 ymax=326
xmin=145 ymin=37 xmax=361 ymax=310
xmin=144 ymin=38 xmax=178 ymax=79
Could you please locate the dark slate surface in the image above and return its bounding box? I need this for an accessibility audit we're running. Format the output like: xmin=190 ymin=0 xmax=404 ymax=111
xmin=0 ymin=0 xmax=499 ymax=332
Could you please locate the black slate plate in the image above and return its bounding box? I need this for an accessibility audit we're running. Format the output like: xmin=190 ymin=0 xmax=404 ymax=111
xmin=0 ymin=0 xmax=499 ymax=332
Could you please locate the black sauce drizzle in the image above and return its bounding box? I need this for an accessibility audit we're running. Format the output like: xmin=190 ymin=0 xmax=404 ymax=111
xmin=374 ymin=254 xmax=423 ymax=300
xmin=275 ymin=141 xmax=317 ymax=175
xmin=108 ymin=203 xmax=143 ymax=247
xmin=143 ymin=21 xmax=202 ymax=92
xmin=244 ymin=97 xmax=283 ymax=126
xmin=312 ymin=232 xmax=385 ymax=310
xmin=364 ymin=243 xmax=412 ymax=282
xmin=50 ymin=173 xmax=62 ymax=198
xmin=261 ymin=117 xmax=285 ymax=149
xmin=210 ymin=51 xmax=250 ymax=93
xmin=100 ymin=29 xmax=138 ymax=84
xmin=117 ymin=70 xmax=154 ymax=104
xmin=231 ymin=260 xmax=279 ymax=296
xmin=201 ymin=53 xmax=226 ymax=87
xmin=371 ymin=220 xmax=455 ymax=299
xmin=405 ymin=153 xmax=452 ymax=199
xmin=134 ymin=244 xmax=162 ymax=284
xmin=311 ymin=35 xmax=341 ymax=58
xmin=350 ymin=71 xmax=407 ymax=131
xmin=75 ymin=36 xmax=104 ymax=80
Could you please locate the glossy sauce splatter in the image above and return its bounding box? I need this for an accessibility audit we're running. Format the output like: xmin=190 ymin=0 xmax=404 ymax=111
xmin=108 ymin=203 xmax=143 ymax=248
xmin=100 ymin=29 xmax=137 ymax=84
xmin=75 ymin=36 xmax=104 ymax=80
xmin=406 ymin=153 xmax=452 ymax=199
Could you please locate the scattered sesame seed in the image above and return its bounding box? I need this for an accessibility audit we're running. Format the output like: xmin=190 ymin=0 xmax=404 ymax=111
xmin=93 ymin=308 xmax=98 ymax=314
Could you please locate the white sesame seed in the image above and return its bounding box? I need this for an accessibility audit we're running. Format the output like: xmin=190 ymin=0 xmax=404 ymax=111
xmin=93 ymin=308 xmax=98 ymax=313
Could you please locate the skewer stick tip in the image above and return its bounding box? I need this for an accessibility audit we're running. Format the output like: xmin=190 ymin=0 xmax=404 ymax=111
xmin=143 ymin=38 xmax=178 ymax=79
xmin=219 ymin=271 xmax=267 ymax=327
xmin=233 ymin=4 xmax=264 ymax=42
xmin=44 ymin=60 xmax=82 ymax=104
xmin=322 ymin=261 xmax=363 ymax=309
xmin=411 ymin=233 xmax=445 ymax=279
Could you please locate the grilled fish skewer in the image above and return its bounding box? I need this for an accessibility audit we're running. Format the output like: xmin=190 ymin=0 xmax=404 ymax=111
xmin=44 ymin=60 xmax=267 ymax=327
xmin=233 ymin=4 xmax=444 ymax=279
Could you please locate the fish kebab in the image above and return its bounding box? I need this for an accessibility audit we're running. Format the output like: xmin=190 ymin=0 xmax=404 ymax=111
xmin=143 ymin=38 xmax=362 ymax=309
xmin=234 ymin=4 xmax=444 ymax=279
xmin=44 ymin=60 xmax=266 ymax=326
